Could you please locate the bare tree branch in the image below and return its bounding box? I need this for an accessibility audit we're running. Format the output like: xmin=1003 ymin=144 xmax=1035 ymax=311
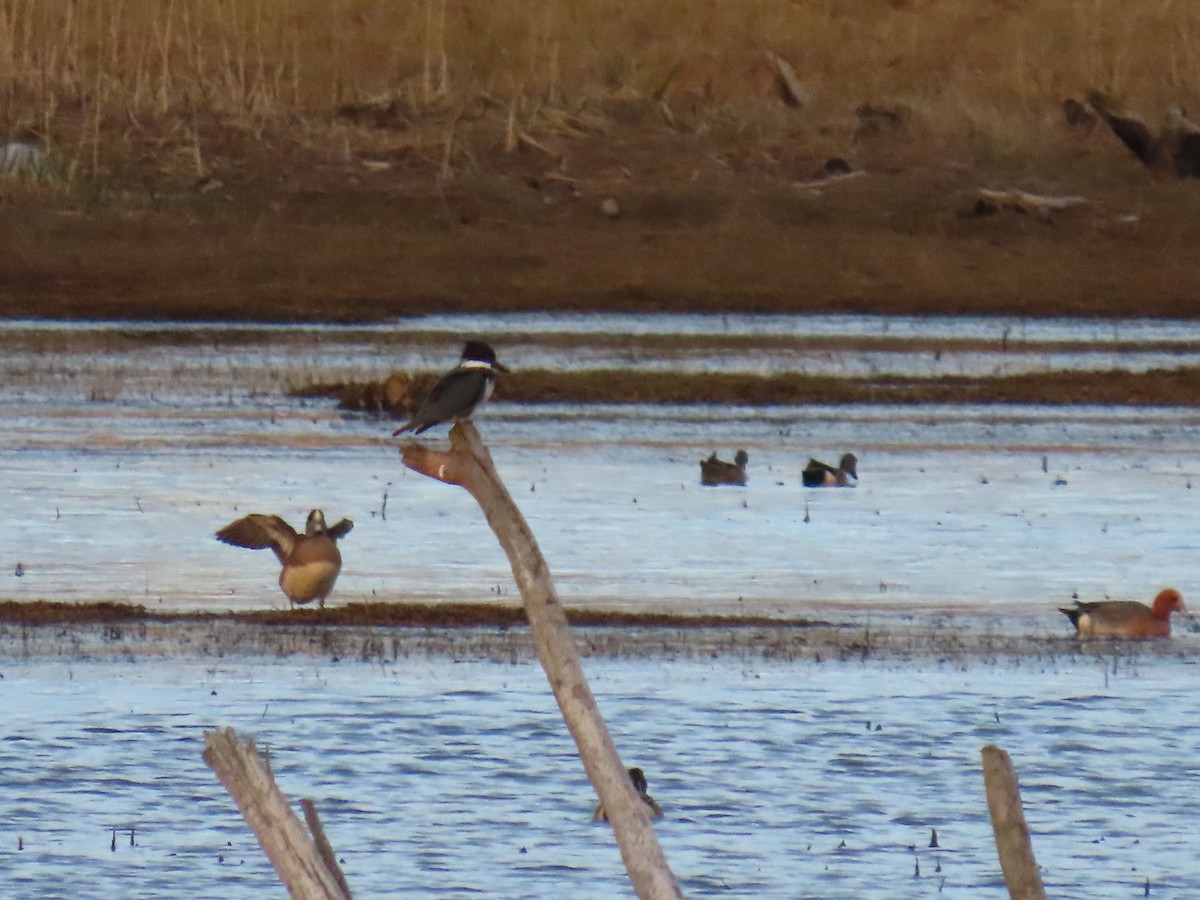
xmin=301 ymin=798 xmax=353 ymax=899
xmin=402 ymin=423 xmax=684 ymax=899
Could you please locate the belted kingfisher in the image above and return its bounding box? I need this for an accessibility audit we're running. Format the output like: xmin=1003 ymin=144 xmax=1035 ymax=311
xmin=393 ymin=340 xmax=509 ymax=435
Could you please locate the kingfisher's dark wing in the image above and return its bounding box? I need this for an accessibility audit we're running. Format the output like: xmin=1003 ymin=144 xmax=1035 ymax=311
xmin=215 ymin=514 xmax=298 ymax=564
xmin=395 ymin=369 xmax=489 ymax=434
xmin=326 ymin=518 xmax=354 ymax=541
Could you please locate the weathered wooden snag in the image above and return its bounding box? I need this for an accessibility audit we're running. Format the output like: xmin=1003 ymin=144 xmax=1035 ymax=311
xmin=203 ymin=727 xmax=352 ymax=900
xmin=981 ymin=744 xmax=1046 ymax=900
xmin=402 ymin=422 xmax=683 ymax=900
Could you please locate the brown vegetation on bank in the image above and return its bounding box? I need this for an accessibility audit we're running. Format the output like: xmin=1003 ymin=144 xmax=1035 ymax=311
xmin=302 ymin=366 xmax=1200 ymax=412
xmin=1 ymin=600 xmax=1186 ymax=664
xmin=0 ymin=2 xmax=1199 ymax=321
xmin=0 ymin=599 xmax=827 ymax=630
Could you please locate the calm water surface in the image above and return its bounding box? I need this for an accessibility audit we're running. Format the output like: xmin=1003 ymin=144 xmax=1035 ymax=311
xmin=2 ymin=655 xmax=1197 ymax=899
xmin=2 ymin=316 xmax=1199 ymax=898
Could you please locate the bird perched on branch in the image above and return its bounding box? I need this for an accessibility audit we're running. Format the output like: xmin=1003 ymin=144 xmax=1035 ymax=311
xmin=700 ymin=449 xmax=749 ymax=486
xmin=802 ymin=452 xmax=857 ymax=487
xmin=1059 ymin=588 xmax=1190 ymax=639
xmin=393 ymin=340 xmax=509 ymax=435
xmin=215 ymin=509 xmax=353 ymax=609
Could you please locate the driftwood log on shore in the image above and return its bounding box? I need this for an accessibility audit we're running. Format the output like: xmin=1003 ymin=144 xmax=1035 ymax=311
xmin=402 ymin=422 xmax=683 ymax=900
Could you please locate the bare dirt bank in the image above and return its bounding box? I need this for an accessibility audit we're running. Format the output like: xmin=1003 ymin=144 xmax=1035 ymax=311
xmin=3 ymin=112 xmax=1200 ymax=325
xmin=4 ymin=2 xmax=1200 ymax=324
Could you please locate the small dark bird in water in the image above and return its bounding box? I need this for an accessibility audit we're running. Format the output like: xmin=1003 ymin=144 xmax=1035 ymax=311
xmin=592 ymin=766 xmax=664 ymax=822
xmin=802 ymin=452 xmax=857 ymax=487
xmin=700 ymin=449 xmax=749 ymax=486
xmin=216 ymin=509 xmax=353 ymax=609
xmin=393 ymin=340 xmax=508 ymax=435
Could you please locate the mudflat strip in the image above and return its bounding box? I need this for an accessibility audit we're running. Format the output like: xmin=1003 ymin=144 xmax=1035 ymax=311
xmin=0 ymin=600 xmax=1186 ymax=663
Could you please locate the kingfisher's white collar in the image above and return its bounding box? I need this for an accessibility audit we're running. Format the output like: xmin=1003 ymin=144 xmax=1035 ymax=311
xmin=459 ymin=359 xmax=496 ymax=371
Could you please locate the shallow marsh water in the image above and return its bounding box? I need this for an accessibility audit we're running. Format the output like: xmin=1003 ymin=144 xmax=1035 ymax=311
xmin=2 ymin=655 xmax=1197 ymax=899
xmin=1 ymin=315 xmax=1199 ymax=898
xmin=3 ymin=315 xmax=1200 ymax=628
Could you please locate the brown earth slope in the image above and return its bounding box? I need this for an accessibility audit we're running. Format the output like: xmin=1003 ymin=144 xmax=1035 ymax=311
xmin=2 ymin=105 xmax=1199 ymax=323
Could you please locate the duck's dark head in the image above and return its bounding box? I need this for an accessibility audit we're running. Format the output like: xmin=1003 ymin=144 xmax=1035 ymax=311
xmin=628 ymin=767 xmax=649 ymax=793
xmin=841 ymin=453 xmax=858 ymax=479
xmin=305 ymin=509 xmax=328 ymax=535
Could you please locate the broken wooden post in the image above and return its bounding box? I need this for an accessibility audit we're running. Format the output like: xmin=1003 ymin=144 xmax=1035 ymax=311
xmin=402 ymin=422 xmax=684 ymax=900
xmin=203 ymin=727 xmax=352 ymax=900
xmin=301 ymin=799 xmax=354 ymax=899
xmin=981 ymin=744 xmax=1046 ymax=900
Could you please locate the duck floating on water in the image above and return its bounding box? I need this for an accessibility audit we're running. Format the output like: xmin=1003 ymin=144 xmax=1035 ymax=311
xmin=802 ymin=452 xmax=857 ymax=487
xmin=700 ymin=449 xmax=749 ymax=486
xmin=593 ymin=767 xmax=664 ymax=822
xmin=1059 ymin=588 xmax=1190 ymax=639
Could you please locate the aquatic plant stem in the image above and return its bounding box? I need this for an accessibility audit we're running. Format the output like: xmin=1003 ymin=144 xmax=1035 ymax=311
xmin=402 ymin=422 xmax=683 ymax=900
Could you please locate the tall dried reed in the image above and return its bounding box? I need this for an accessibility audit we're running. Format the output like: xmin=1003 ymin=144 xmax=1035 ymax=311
xmin=0 ymin=0 xmax=1197 ymax=171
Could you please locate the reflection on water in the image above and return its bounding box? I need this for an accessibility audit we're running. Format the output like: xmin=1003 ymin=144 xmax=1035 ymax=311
xmin=3 ymin=655 xmax=1198 ymax=899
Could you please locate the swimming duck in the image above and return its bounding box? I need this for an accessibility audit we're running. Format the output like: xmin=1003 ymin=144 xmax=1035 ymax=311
xmin=1059 ymin=588 xmax=1190 ymax=639
xmin=215 ymin=509 xmax=353 ymax=609
xmin=592 ymin=767 xmax=664 ymax=822
xmin=700 ymin=449 xmax=749 ymax=486
xmin=802 ymin=452 xmax=857 ymax=487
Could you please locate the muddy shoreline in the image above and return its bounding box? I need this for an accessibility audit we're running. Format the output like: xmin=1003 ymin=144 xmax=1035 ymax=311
xmin=0 ymin=601 xmax=1183 ymax=664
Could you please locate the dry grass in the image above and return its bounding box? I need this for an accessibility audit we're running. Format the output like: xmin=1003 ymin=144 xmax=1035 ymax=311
xmin=3 ymin=2 xmax=1200 ymax=322
xmin=4 ymin=1 xmax=1200 ymax=179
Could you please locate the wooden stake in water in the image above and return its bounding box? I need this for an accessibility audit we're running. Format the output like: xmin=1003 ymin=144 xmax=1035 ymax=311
xmin=981 ymin=744 xmax=1046 ymax=900
xmin=203 ymin=727 xmax=352 ymax=900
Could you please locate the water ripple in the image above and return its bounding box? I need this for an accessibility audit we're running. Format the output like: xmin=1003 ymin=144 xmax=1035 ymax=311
xmin=2 ymin=656 xmax=1195 ymax=898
